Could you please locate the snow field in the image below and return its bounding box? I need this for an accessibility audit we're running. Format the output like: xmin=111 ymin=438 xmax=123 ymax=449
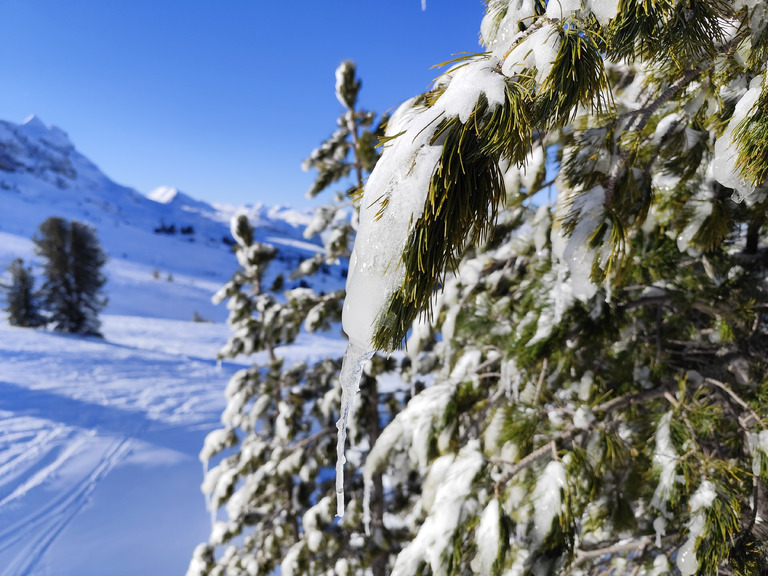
xmin=0 ymin=309 xmax=347 ymax=576
xmin=0 ymin=315 xmax=237 ymax=575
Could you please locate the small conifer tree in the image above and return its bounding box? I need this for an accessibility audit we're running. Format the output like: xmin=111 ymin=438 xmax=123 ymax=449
xmin=34 ymin=217 xmax=107 ymax=336
xmin=2 ymin=258 xmax=44 ymax=328
xmin=189 ymin=62 xmax=415 ymax=576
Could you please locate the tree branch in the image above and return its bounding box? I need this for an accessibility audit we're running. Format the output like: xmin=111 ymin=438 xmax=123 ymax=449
xmin=704 ymin=377 xmax=765 ymax=428
xmin=605 ymin=66 xmax=705 ymax=206
xmin=494 ymin=438 xmax=565 ymax=497
xmin=593 ymin=387 xmax=670 ymax=414
xmin=573 ymin=535 xmax=653 ymax=564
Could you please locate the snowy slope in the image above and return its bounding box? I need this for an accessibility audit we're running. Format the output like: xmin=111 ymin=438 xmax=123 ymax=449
xmin=0 ymin=116 xmax=343 ymax=321
xmin=0 ymin=116 xmax=348 ymax=575
xmin=0 ymin=316 xmax=346 ymax=576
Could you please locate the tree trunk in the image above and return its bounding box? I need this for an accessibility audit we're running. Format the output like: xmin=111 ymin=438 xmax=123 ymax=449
xmin=367 ymin=378 xmax=387 ymax=576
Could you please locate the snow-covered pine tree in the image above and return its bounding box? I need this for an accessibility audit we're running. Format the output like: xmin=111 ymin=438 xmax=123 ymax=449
xmin=189 ymin=61 xmax=415 ymax=576
xmin=33 ymin=217 xmax=107 ymax=336
xmin=336 ymin=1 xmax=768 ymax=575
xmin=297 ymin=59 xmax=387 ymax=275
xmin=2 ymin=258 xmax=44 ymax=327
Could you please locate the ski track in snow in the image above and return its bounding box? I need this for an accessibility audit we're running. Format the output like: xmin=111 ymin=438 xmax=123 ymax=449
xmin=0 ymin=316 xmax=242 ymax=575
xmin=0 ymin=314 xmax=346 ymax=575
xmin=0 ymin=437 xmax=134 ymax=576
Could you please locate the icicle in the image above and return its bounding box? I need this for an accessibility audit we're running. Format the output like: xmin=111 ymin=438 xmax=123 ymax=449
xmin=336 ymin=342 xmax=374 ymax=517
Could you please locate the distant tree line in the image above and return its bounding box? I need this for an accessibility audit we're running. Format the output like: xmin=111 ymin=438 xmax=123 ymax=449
xmin=154 ymin=221 xmax=195 ymax=235
xmin=1 ymin=217 xmax=108 ymax=337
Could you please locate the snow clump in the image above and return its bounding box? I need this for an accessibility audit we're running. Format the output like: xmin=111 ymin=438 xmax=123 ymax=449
xmin=651 ymin=412 xmax=679 ymax=511
xmin=713 ymin=75 xmax=764 ymax=203
xmin=389 ymin=442 xmax=484 ymax=576
xmin=532 ymin=460 xmax=567 ymax=545
xmin=341 ymin=58 xmax=506 ymax=350
xmin=676 ymin=480 xmax=717 ymax=576
xmin=545 ymin=0 xmax=619 ymax=25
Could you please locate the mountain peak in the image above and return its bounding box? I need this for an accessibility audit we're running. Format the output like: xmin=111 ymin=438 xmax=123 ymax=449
xmin=22 ymin=114 xmax=47 ymax=129
xmin=19 ymin=114 xmax=73 ymax=150
xmin=148 ymin=186 xmax=181 ymax=204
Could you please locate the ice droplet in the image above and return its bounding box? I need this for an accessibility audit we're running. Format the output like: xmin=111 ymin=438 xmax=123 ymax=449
xmin=336 ymin=342 xmax=374 ymax=517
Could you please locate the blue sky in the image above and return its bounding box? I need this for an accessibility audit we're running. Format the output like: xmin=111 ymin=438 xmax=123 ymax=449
xmin=0 ymin=1 xmax=486 ymax=208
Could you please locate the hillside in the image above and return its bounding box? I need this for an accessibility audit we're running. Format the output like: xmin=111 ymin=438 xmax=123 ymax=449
xmin=0 ymin=116 xmax=344 ymax=322
xmin=0 ymin=116 xmax=347 ymax=575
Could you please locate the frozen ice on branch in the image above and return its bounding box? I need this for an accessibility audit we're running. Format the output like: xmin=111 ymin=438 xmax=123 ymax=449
xmin=342 ymin=12 xmax=608 ymax=353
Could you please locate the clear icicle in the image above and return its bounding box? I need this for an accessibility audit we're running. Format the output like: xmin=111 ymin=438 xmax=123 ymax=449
xmin=336 ymin=342 xmax=374 ymax=517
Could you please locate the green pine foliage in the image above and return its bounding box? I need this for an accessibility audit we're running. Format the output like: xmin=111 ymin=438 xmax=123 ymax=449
xmin=33 ymin=217 xmax=107 ymax=336
xmin=341 ymin=0 xmax=768 ymax=575
xmin=2 ymin=258 xmax=44 ymax=328
xmin=193 ymin=1 xmax=768 ymax=575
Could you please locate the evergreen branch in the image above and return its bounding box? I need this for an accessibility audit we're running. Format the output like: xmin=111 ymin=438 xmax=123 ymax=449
xmin=494 ymin=438 xmax=569 ymax=497
xmin=632 ymin=67 xmax=705 ymax=132
xmin=572 ymin=535 xmax=653 ymax=564
xmin=664 ymin=390 xmax=713 ymax=459
xmin=704 ymin=377 xmax=766 ymax=429
xmin=605 ymin=66 xmax=703 ymax=206
xmin=533 ymin=358 xmax=547 ymax=406
xmin=372 ymin=91 xmax=527 ymax=350
xmin=592 ymin=387 xmax=670 ymax=414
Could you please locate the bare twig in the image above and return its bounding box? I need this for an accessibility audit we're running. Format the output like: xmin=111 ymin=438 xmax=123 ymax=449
xmin=533 ymin=358 xmax=548 ymax=405
xmin=593 ymin=387 xmax=669 ymax=414
xmin=704 ymin=377 xmax=765 ymax=428
xmin=494 ymin=438 xmax=564 ymax=496
xmin=573 ymin=536 xmax=653 ymax=564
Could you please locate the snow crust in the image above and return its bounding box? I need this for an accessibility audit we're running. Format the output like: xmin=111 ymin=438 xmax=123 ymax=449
xmin=527 ymin=264 xmax=572 ymax=345
xmin=481 ymin=0 xmax=538 ymax=50
xmin=713 ymin=75 xmax=764 ymax=202
xmin=545 ymin=0 xmax=618 ymax=24
xmin=651 ymin=412 xmax=679 ymax=511
xmin=676 ymin=480 xmax=717 ymax=576
xmin=362 ymin=381 xmax=456 ymax=532
xmin=532 ymin=460 xmax=566 ymax=544
xmin=471 ymin=499 xmax=501 ymax=575
xmin=524 ymin=186 xmax=607 ymax=346
xmin=500 ymin=23 xmax=561 ymax=85
xmin=552 ymin=185 xmax=605 ymax=302
xmin=390 ymin=441 xmax=483 ymax=576
xmin=335 ymin=61 xmax=354 ymax=107
xmin=545 ymin=0 xmax=582 ymax=20
xmin=588 ymin=0 xmax=619 ymax=25
xmin=341 ymin=97 xmax=440 ymax=349
xmin=748 ymin=430 xmax=768 ymax=477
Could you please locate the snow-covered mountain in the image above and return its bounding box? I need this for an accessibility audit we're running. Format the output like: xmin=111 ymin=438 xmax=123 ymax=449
xmin=0 ymin=115 xmax=337 ymax=322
